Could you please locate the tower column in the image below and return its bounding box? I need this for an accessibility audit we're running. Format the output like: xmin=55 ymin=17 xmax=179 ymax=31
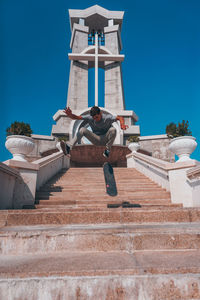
xmin=66 ymin=24 xmax=89 ymax=110
xmin=104 ymin=25 xmax=125 ymax=110
xmin=95 ymin=33 xmax=98 ymax=106
xmin=105 ymin=61 xmax=125 ymax=110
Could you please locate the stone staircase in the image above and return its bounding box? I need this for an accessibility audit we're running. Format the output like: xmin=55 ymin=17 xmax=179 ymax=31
xmin=1 ymin=167 xmax=200 ymax=299
xmin=35 ymin=167 xmax=175 ymax=209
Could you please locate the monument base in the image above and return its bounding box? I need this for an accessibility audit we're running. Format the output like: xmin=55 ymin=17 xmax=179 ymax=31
xmin=70 ymin=145 xmax=151 ymax=167
xmin=70 ymin=145 xmax=131 ymax=167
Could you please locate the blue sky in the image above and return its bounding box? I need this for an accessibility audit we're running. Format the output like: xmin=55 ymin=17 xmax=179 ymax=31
xmin=1 ymin=0 xmax=200 ymax=161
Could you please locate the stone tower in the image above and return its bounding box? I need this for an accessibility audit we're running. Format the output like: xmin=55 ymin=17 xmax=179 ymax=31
xmin=52 ymin=5 xmax=140 ymax=144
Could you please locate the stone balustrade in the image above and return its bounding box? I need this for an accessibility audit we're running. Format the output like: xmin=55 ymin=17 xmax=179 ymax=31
xmin=0 ymin=162 xmax=21 ymax=209
xmin=187 ymin=164 xmax=200 ymax=179
xmin=127 ymin=152 xmax=200 ymax=207
xmin=1 ymin=153 xmax=69 ymax=209
xmin=33 ymin=152 xmax=70 ymax=191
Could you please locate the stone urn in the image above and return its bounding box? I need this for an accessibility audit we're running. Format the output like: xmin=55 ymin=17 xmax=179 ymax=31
xmin=169 ymin=136 xmax=197 ymax=162
xmin=5 ymin=135 xmax=35 ymax=162
xmin=128 ymin=142 xmax=140 ymax=153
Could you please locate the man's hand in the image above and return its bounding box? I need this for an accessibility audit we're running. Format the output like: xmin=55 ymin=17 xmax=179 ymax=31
xmin=63 ymin=106 xmax=83 ymax=120
xmin=116 ymin=116 xmax=129 ymax=131
xmin=121 ymin=124 xmax=129 ymax=130
xmin=63 ymin=107 xmax=72 ymax=117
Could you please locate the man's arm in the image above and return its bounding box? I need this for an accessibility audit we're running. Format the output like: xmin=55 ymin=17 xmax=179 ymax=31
xmin=63 ymin=107 xmax=83 ymax=120
xmin=116 ymin=116 xmax=129 ymax=130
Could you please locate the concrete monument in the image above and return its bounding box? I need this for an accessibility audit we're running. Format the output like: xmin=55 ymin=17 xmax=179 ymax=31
xmin=52 ymin=5 xmax=140 ymax=145
xmin=27 ymin=5 xmax=173 ymax=163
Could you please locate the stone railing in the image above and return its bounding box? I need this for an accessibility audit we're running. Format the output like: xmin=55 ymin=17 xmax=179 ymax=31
xmin=2 ymin=152 xmax=69 ymax=209
xmin=32 ymin=152 xmax=69 ymax=191
xmin=127 ymin=152 xmax=200 ymax=207
xmin=0 ymin=162 xmax=21 ymax=209
xmin=187 ymin=164 xmax=200 ymax=179
xmin=186 ymin=164 xmax=200 ymax=207
xmin=127 ymin=152 xmax=170 ymax=191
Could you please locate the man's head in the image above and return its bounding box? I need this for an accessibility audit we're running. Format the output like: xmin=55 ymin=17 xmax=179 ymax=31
xmin=90 ymin=106 xmax=102 ymax=122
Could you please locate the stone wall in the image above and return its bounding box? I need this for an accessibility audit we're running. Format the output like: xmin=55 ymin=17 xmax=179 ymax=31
xmin=27 ymin=135 xmax=58 ymax=162
xmin=139 ymin=134 xmax=174 ymax=162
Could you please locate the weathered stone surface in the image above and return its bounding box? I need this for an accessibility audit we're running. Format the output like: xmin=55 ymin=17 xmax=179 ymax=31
xmin=70 ymin=145 xmax=130 ymax=166
xmin=0 ymin=274 xmax=200 ymax=300
xmin=139 ymin=134 xmax=175 ymax=162
xmin=27 ymin=134 xmax=58 ymax=161
xmin=1 ymin=223 xmax=200 ymax=255
xmin=1 ymin=166 xmax=200 ymax=298
xmin=1 ymin=252 xmax=200 ymax=299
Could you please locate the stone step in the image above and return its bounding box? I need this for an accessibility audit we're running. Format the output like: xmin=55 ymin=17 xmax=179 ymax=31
xmin=52 ymin=171 xmax=153 ymax=176
xmin=54 ymin=175 xmax=153 ymax=179
xmin=1 ymin=207 xmax=200 ymax=227
xmin=40 ymin=183 xmax=159 ymax=190
xmin=37 ymin=187 xmax=166 ymax=193
xmin=0 ymin=222 xmax=199 ymax=255
xmin=38 ymin=191 xmax=169 ymax=198
xmin=44 ymin=174 xmax=156 ymax=179
xmin=0 ymin=267 xmax=200 ymax=300
xmin=1 ymin=249 xmax=200 ymax=278
xmin=40 ymin=184 xmax=160 ymax=191
xmin=53 ymin=172 xmax=155 ymax=176
xmin=58 ymin=172 xmax=147 ymax=176
xmin=36 ymin=202 xmax=182 ymax=214
xmin=36 ymin=198 xmax=174 ymax=207
xmin=42 ymin=180 xmax=161 ymax=186
xmin=36 ymin=204 xmax=181 ymax=209
xmin=36 ymin=197 xmax=172 ymax=205
xmin=1 ymin=165 xmax=200 ymax=299
xmin=61 ymin=171 xmax=149 ymax=176
xmin=59 ymin=167 xmax=142 ymax=171
xmin=36 ymin=193 xmax=171 ymax=201
xmin=38 ymin=188 xmax=165 ymax=195
xmin=33 ymin=206 xmax=179 ymax=211
xmin=51 ymin=180 xmax=155 ymax=186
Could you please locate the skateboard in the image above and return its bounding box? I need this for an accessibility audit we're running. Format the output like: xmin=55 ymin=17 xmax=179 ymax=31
xmin=103 ymin=162 xmax=117 ymax=196
xmin=107 ymin=201 xmax=141 ymax=208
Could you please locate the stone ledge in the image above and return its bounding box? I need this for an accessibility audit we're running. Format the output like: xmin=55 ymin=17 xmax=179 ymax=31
xmin=69 ymin=6 xmax=124 ymax=24
xmin=4 ymin=160 xmax=39 ymax=171
xmin=31 ymin=134 xmax=55 ymax=141
xmin=123 ymin=126 xmax=140 ymax=135
xmin=187 ymin=164 xmax=200 ymax=179
xmin=1 ymin=250 xmax=200 ymax=278
xmin=53 ymin=109 xmax=139 ymax=122
xmin=140 ymin=134 xmax=168 ymax=141
xmin=33 ymin=152 xmax=64 ymax=167
xmin=127 ymin=152 xmax=197 ymax=172
xmin=0 ymin=162 xmax=20 ymax=178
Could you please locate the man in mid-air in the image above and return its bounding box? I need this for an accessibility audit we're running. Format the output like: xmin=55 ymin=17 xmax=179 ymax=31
xmin=60 ymin=106 xmax=128 ymax=158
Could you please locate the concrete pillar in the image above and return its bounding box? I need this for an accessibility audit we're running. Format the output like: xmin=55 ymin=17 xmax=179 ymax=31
xmin=105 ymin=62 xmax=125 ymax=110
xmin=95 ymin=33 xmax=98 ymax=106
xmin=104 ymin=25 xmax=125 ymax=110
xmin=67 ymin=24 xmax=89 ymax=110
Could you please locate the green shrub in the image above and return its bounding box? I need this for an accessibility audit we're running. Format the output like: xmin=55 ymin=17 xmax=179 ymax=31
xmin=128 ymin=135 xmax=140 ymax=143
xmin=166 ymin=120 xmax=192 ymax=138
xmin=57 ymin=136 xmax=68 ymax=142
xmin=6 ymin=121 xmax=33 ymax=137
